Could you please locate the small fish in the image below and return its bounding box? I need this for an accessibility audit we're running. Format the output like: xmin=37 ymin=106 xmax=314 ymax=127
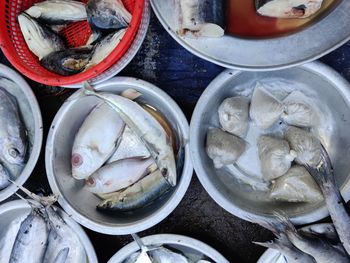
xmin=83 ymin=88 xmax=177 ymax=186
xmin=97 ymin=169 xmax=171 ymax=212
xmin=0 ymin=163 xmax=10 ymax=190
xmin=41 ymin=48 xmax=92 ymax=76
xmin=85 ymin=29 xmax=126 ymax=69
xmin=256 ymin=0 xmax=324 ymax=18
xmin=149 ymin=247 xmax=189 ymax=263
xmin=18 ymin=13 xmax=66 ymax=60
xmin=305 ymin=145 xmax=350 ymax=256
xmin=176 ymin=0 xmax=225 ymax=37
xmin=43 ymin=207 xmax=87 ymax=263
xmin=72 ymin=102 xmax=125 ymax=180
xmin=86 ymin=157 xmax=157 ymax=194
xmin=107 ymin=126 xmax=151 ymax=164
xmin=87 ymin=0 xmax=131 ymax=33
xmin=206 ymin=128 xmax=247 ymax=169
xmin=0 ymin=87 xmax=27 ymax=165
xmin=9 ymin=209 xmax=49 ymax=263
xmin=25 ymin=0 xmax=87 ymax=24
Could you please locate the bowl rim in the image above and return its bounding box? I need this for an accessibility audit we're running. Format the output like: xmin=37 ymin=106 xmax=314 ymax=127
xmin=0 ymin=199 xmax=98 ymax=263
xmin=107 ymin=233 xmax=229 ymax=263
xmin=189 ymin=61 xmax=350 ymax=225
xmin=0 ymin=64 xmax=43 ymax=202
xmin=45 ymin=77 xmax=193 ymax=235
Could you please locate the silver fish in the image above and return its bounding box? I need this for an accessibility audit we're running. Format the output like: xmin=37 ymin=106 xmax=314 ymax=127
xmin=0 ymin=163 xmax=10 ymax=190
xmin=87 ymin=0 xmax=131 ymax=33
xmin=107 ymin=126 xmax=151 ymax=164
xmin=40 ymin=48 xmax=92 ymax=76
xmin=18 ymin=13 xmax=66 ymax=60
xmin=97 ymin=169 xmax=171 ymax=212
xmin=83 ymin=88 xmax=177 ymax=186
xmin=256 ymin=0 xmax=324 ymax=18
xmin=0 ymin=87 xmax=27 ymax=166
xmin=275 ymin=213 xmax=349 ymax=263
xmin=305 ymin=145 xmax=350 ymax=256
xmin=72 ymin=102 xmax=125 ymax=180
xmin=9 ymin=209 xmax=49 ymax=263
xmin=85 ymin=29 xmax=126 ymax=69
xmin=25 ymin=0 xmax=87 ymax=25
xmin=176 ymin=0 xmax=225 ymax=37
xmin=43 ymin=207 xmax=87 ymax=263
xmin=85 ymin=157 xmax=157 ymax=194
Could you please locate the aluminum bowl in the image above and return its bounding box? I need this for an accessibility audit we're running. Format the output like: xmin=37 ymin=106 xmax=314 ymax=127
xmin=0 ymin=64 xmax=43 ymax=202
xmin=107 ymin=234 xmax=229 ymax=263
xmin=0 ymin=200 xmax=98 ymax=262
xmin=46 ymin=77 xmax=192 ymax=235
xmin=190 ymin=61 xmax=350 ymax=225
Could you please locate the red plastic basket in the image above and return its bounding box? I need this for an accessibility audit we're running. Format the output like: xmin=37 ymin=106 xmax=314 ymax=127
xmin=0 ymin=0 xmax=144 ymax=86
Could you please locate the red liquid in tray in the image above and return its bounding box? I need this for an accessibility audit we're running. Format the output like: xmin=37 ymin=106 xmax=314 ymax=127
xmin=226 ymin=0 xmax=338 ymax=38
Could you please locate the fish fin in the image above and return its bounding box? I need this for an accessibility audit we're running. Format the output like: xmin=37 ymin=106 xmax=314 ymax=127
xmin=273 ymin=211 xmax=298 ymax=235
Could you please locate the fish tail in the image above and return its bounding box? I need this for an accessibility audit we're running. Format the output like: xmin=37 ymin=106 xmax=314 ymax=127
xmin=253 ymin=240 xmax=277 ymax=249
xmin=273 ymin=212 xmax=298 ymax=237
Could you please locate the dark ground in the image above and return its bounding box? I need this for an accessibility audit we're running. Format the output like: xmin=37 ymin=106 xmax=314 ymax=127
xmin=1 ymin=11 xmax=350 ymax=263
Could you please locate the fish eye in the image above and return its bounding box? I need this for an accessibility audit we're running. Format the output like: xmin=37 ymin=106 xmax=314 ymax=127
xmin=8 ymin=148 xmax=20 ymax=158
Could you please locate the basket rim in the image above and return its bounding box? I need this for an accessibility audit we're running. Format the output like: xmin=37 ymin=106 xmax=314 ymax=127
xmin=0 ymin=0 xmax=144 ymax=86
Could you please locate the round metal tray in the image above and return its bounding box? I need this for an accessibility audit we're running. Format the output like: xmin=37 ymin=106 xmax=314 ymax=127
xmin=150 ymin=0 xmax=350 ymax=71
xmin=107 ymin=234 xmax=229 ymax=263
xmin=190 ymin=61 xmax=350 ymax=225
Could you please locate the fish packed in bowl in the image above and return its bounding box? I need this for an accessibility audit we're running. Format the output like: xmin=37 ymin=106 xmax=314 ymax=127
xmin=17 ymin=0 xmax=132 ymax=76
xmin=69 ymin=86 xmax=180 ymax=213
xmin=0 ymin=78 xmax=29 ymax=192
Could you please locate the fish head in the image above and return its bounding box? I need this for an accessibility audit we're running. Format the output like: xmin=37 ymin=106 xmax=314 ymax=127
xmin=2 ymin=137 xmax=26 ymax=165
xmin=71 ymin=146 xmax=96 ymax=179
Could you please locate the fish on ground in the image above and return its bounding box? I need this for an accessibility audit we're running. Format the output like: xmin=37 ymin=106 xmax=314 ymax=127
xmin=18 ymin=13 xmax=66 ymax=60
xmin=71 ymin=101 xmax=125 ymax=180
xmin=25 ymin=0 xmax=87 ymax=24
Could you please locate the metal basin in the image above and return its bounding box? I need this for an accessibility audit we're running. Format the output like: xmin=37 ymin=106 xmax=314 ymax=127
xmin=151 ymin=0 xmax=350 ymax=70
xmin=190 ymin=61 xmax=350 ymax=225
xmin=0 ymin=64 xmax=43 ymax=202
xmin=46 ymin=77 xmax=192 ymax=235
xmin=107 ymin=234 xmax=229 ymax=263
xmin=0 ymin=200 xmax=98 ymax=262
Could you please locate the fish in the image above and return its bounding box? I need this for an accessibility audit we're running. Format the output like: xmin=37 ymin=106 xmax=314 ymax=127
xmin=149 ymin=247 xmax=190 ymax=263
xmin=86 ymin=157 xmax=157 ymax=194
xmin=206 ymin=128 xmax=247 ymax=169
xmin=87 ymin=0 xmax=131 ymax=33
xmin=72 ymin=102 xmax=125 ymax=180
xmin=9 ymin=209 xmax=49 ymax=263
xmin=304 ymin=145 xmax=350 ymax=256
xmin=25 ymin=0 xmax=87 ymax=25
xmin=176 ymin=0 xmax=225 ymax=37
xmin=0 ymin=87 xmax=27 ymax=165
xmin=85 ymin=29 xmax=126 ymax=69
xmin=107 ymin=126 xmax=151 ymax=164
xmin=83 ymin=87 xmax=177 ymax=186
xmin=18 ymin=12 xmax=66 ymax=60
xmin=256 ymin=0 xmax=324 ymax=19
xmin=274 ymin=213 xmax=350 ymax=263
xmin=41 ymin=48 xmax=92 ymax=76
xmin=97 ymin=169 xmax=171 ymax=212
xmin=43 ymin=207 xmax=87 ymax=263
xmin=0 ymin=163 xmax=10 ymax=190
